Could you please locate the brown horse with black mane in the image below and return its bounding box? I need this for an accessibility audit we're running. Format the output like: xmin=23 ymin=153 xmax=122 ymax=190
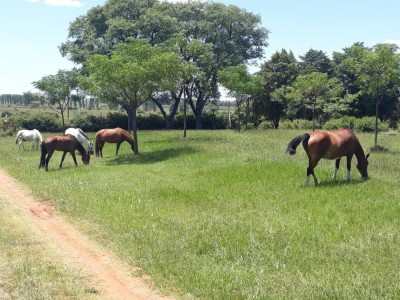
xmin=38 ymin=134 xmax=90 ymax=171
xmin=286 ymin=128 xmax=369 ymax=185
xmin=95 ymin=128 xmax=135 ymax=157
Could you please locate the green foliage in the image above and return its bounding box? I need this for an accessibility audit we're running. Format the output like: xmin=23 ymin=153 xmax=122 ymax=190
xmin=354 ymin=116 xmax=389 ymax=132
xmin=279 ymin=119 xmax=318 ymax=130
xmin=10 ymin=112 xmax=61 ymax=132
xmin=323 ymin=116 xmax=357 ymax=130
xmin=258 ymin=121 xmax=274 ymax=129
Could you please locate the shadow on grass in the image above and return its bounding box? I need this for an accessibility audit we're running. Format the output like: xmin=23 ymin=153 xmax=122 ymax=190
xmin=315 ymin=178 xmax=368 ymax=187
xmin=104 ymin=146 xmax=198 ymax=166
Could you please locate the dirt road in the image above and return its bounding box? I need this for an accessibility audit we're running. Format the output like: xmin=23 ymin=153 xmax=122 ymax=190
xmin=0 ymin=169 xmax=175 ymax=300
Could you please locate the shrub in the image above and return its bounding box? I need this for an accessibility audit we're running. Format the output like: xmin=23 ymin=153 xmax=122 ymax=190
xmin=10 ymin=112 xmax=61 ymax=132
xmin=323 ymin=116 xmax=357 ymax=130
xmin=258 ymin=121 xmax=274 ymax=130
xmin=279 ymin=120 xmax=298 ymax=129
xmin=137 ymin=113 xmax=164 ymax=129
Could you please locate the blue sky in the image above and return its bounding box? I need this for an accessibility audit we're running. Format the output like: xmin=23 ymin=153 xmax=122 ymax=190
xmin=1 ymin=0 xmax=399 ymax=94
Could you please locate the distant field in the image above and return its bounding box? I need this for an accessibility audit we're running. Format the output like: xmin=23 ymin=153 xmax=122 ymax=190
xmin=0 ymin=129 xmax=399 ymax=299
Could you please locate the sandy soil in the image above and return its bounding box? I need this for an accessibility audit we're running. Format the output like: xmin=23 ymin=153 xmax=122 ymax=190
xmin=0 ymin=169 xmax=175 ymax=300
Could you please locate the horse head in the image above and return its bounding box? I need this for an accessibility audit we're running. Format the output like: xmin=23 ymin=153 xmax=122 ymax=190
xmin=357 ymin=153 xmax=369 ymax=179
xmin=81 ymin=152 xmax=91 ymax=165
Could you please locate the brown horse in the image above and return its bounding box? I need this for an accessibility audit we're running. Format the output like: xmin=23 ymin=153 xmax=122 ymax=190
xmin=286 ymin=128 xmax=369 ymax=185
xmin=95 ymin=128 xmax=135 ymax=157
xmin=38 ymin=134 xmax=90 ymax=171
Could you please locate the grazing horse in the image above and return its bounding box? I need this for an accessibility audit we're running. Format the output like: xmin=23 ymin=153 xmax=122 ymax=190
xmin=286 ymin=128 xmax=369 ymax=185
xmin=38 ymin=134 xmax=90 ymax=171
xmin=95 ymin=128 xmax=135 ymax=157
xmin=65 ymin=128 xmax=94 ymax=154
xmin=15 ymin=129 xmax=43 ymax=151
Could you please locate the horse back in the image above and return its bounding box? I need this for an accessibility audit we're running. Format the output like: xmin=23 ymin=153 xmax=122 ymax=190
xmin=96 ymin=128 xmax=124 ymax=143
xmin=307 ymin=128 xmax=359 ymax=159
xmin=43 ymin=135 xmax=77 ymax=151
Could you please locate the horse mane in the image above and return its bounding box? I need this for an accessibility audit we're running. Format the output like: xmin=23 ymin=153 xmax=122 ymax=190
xmin=77 ymin=128 xmax=90 ymax=141
xmin=68 ymin=135 xmax=87 ymax=156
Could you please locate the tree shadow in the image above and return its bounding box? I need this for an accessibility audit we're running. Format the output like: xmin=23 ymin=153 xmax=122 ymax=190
xmin=104 ymin=146 xmax=198 ymax=166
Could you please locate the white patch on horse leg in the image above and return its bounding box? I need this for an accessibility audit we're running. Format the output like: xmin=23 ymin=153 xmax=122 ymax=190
xmin=305 ymin=176 xmax=310 ymax=186
xmin=332 ymin=167 xmax=338 ymax=180
xmin=346 ymin=170 xmax=351 ymax=182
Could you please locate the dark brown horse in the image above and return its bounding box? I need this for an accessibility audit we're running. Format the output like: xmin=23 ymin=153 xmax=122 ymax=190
xmin=286 ymin=128 xmax=369 ymax=185
xmin=38 ymin=134 xmax=90 ymax=171
xmin=95 ymin=128 xmax=135 ymax=157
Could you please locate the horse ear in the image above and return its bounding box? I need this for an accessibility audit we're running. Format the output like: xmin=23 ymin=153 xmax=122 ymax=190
xmin=366 ymin=153 xmax=370 ymax=160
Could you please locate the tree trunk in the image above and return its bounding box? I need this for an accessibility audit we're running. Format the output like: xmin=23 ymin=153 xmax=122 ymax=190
xmin=374 ymin=96 xmax=382 ymax=147
xmin=131 ymin=106 xmax=139 ymax=156
xmin=152 ymin=93 xmax=181 ymax=129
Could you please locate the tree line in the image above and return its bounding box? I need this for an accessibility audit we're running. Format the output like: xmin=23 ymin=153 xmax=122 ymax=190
xmin=7 ymin=0 xmax=400 ymax=153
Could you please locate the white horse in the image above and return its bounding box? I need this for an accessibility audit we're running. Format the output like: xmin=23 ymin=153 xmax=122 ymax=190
xmin=15 ymin=129 xmax=43 ymax=151
xmin=65 ymin=128 xmax=94 ymax=154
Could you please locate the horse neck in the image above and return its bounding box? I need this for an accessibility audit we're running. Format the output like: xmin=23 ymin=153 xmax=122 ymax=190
xmin=354 ymin=141 xmax=366 ymax=162
xmin=75 ymin=142 xmax=87 ymax=156
xmin=122 ymin=131 xmax=135 ymax=146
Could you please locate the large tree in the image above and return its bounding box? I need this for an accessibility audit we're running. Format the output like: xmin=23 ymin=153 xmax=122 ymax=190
xmin=289 ymin=72 xmax=343 ymax=131
xmin=351 ymin=44 xmax=400 ymax=147
xmin=219 ymin=64 xmax=263 ymax=131
xmin=299 ymin=49 xmax=333 ymax=76
xmin=32 ymin=69 xmax=80 ymax=129
xmin=60 ymin=0 xmax=269 ymax=129
xmin=257 ymin=49 xmax=299 ymax=128
xmin=83 ymin=38 xmax=184 ymax=155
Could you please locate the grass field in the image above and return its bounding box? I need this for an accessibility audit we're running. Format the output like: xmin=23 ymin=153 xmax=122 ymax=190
xmin=0 ymin=129 xmax=399 ymax=299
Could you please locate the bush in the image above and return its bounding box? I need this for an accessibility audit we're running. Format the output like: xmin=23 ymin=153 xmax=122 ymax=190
xmin=258 ymin=121 xmax=274 ymax=130
xmin=137 ymin=113 xmax=164 ymax=129
xmin=323 ymin=116 xmax=357 ymax=130
xmin=279 ymin=119 xmax=318 ymax=130
xmin=10 ymin=112 xmax=61 ymax=132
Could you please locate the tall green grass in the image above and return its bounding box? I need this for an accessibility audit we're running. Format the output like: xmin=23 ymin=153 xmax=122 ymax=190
xmin=0 ymin=130 xmax=399 ymax=299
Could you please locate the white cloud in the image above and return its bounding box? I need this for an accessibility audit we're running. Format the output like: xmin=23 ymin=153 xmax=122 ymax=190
xmin=383 ymin=39 xmax=400 ymax=47
xmin=27 ymin=0 xmax=83 ymax=7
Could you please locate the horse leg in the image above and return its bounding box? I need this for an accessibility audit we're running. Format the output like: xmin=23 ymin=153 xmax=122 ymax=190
xmin=45 ymin=151 xmax=54 ymax=171
xmin=71 ymin=152 xmax=78 ymax=167
xmin=59 ymin=152 xmax=68 ymax=168
xmin=346 ymin=155 xmax=353 ymax=182
xmin=332 ymin=158 xmax=341 ymax=180
xmin=115 ymin=142 xmax=121 ymax=155
xmin=99 ymin=142 xmax=104 ymax=157
xmin=306 ymin=157 xmax=319 ymax=186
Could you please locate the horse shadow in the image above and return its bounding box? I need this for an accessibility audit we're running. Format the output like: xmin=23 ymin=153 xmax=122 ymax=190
xmin=309 ymin=178 xmax=368 ymax=188
xmin=104 ymin=146 xmax=197 ymax=166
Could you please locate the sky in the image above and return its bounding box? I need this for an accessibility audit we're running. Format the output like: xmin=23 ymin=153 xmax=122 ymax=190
xmin=1 ymin=0 xmax=399 ymax=95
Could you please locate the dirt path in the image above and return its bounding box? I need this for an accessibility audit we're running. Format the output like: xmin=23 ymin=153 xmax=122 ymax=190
xmin=0 ymin=169 xmax=175 ymax=300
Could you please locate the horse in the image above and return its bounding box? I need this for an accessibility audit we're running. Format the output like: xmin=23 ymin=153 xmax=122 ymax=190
xmin=65 ymin=128 xmax=94 ymax=154
xmin=38 ymin=134 xmax=90 ymax=171
xmin=286 ymin=128 xmax=369 ymax=185
xmin=95 ymin=128 xmax=135 ymax=157
xmin=15 ymin=129 xmax=43 ymax=151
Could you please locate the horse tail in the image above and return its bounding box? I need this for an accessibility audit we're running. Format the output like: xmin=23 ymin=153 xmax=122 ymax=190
xmin=286 ymin=134 xmax=310 ymax=155
xmin=95 ymin=137 xmax=100 ymax=157
xmin=39 ymin=141 xmax=47 ymax=168
xmin=15 ymin=132 xmax=21 ymax=144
